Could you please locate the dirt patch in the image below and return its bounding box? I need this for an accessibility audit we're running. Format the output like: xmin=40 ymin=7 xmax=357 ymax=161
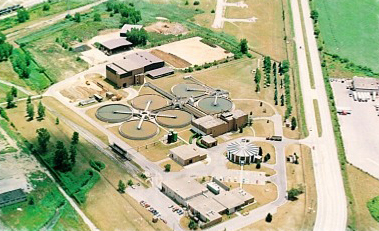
xmin=150 ymin=49 xmax=191 ymax=68
xmin=60 ymin=86 xmax=100 ymax=102
xmin=145 ymin=21 xmax=188 ymax=35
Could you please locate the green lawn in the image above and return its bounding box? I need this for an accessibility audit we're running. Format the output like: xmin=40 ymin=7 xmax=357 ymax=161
xmin=314 ymin=0 xmax=379 ymax=71
xmin=0 ymin=171 xmax=90 ymax=231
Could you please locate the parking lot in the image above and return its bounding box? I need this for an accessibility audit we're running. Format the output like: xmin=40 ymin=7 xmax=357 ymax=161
xmin=332 ymin=80 xmax=379 ymax=179
xmin=212 ymin=169 xmax=269 ymax=185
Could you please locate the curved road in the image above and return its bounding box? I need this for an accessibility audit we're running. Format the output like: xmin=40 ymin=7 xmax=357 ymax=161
xmin=290 ymin=0 xmax=347 ymax=230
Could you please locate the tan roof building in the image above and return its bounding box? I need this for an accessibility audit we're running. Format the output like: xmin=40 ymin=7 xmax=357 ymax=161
xmin=170 ymin=144 xmax=207 ymax=166
xmin=187 ymin=195 xmax=225 ymax=225
xmin=352 ymin=76 xmax=379 ymax=92
xmin=213 ymin=188 xmax=254 ymax=213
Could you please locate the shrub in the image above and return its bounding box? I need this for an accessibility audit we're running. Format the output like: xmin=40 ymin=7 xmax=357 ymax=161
xmin=367 ymin=196 xmax=379 ymax=222
xmin=42 ymin=3 xmax=50 ymax=11
xmin=89 ymin=160 xmax=106 ymax=172
xmin=193 ymin=1 xmax=200 ymax=5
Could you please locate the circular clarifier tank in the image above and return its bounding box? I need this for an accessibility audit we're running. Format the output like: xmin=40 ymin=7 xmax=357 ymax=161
xmin=197 ymin=96 xmax=233 ymax=114
xmin=131 ymin=94 xmax=169 ymax=111
xmin=119 ymin=120 xmax=159 ymax=140
xmin=156 ymin=110 xmax=192 ymax=128
xmin=95 ymin=104 xmax=133 ymax=123
xmin=171 ymin=83 xmax=207 ymax=98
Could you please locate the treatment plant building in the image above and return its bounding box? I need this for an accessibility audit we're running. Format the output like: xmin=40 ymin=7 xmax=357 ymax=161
xmin=191 ymin=110 xmax=248 ymax=137
xmin=162 ymin=177 xmax=254 ymax=228
xmin=106 ymin=52 xmax=174 ymax=88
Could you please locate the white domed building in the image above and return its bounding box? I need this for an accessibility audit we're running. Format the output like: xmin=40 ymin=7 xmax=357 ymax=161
xmin=226 ymin=139 xmax=261 ymax=165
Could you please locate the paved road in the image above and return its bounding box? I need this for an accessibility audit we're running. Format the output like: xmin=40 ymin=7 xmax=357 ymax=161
xmin=290 ymin=0 xmax=347 ymax=230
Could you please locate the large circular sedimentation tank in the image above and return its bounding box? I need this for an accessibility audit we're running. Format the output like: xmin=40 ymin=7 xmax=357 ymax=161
xmin=197 ymin=96 xmax=233 ymax=114
xmin=171 ymin=83 xmax=207 ymax=98
xmin=95 ymin=104 xmax=133 ymax=123
xmin=227 ymin=140 xmax=261 ymax=164
xmin=155 ymin=110 xmax=192 ymax=128
xmin=131 ymin=94 xmax=169 ymax=111
xmin=119 ymin=120 xmax=159 ymax=140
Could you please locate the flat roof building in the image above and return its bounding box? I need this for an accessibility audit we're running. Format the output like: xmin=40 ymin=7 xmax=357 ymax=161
xmin=352 ymin=76 xmax=379 ymax=93
xmin=146 ymin=66 xmax=174 ymax=79
xmin=170 ymin=144 xmax=207 ymax=166
xmin=99 ymin=38 xmax=133 ymax=55
xmin=187 ymin=195 xmax=225 ymax=226
xmin=162 ymin=177 xmax=208 ymax=206
xmin=213 ymin=188 xmax=254 ymax=214
xmin=191 ymin=110 xmax=248 ymax=138
xmin=106 ymin=52 xmax=170 ymax=88
xmin=201 ymin=135 xmax=218 ymax=148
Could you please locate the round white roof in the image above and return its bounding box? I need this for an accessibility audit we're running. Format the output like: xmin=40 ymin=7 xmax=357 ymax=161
xmin=227 ymin=140 xmax=259 ymax=158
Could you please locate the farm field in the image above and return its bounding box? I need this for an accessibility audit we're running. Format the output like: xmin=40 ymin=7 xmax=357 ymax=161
xmin=223 ymin=0 xmax=287 ymax=61
xmin=313 ymin=0 xmax=379 ymax=72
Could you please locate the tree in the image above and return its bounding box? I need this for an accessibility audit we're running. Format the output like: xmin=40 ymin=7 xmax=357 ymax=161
xmin=254 ymin=69 xmax=261 ymax=92
xmin=6 ymin=91 xmax=15 ymax=109
xmin=74 ymin=13 xmax=81 ymax=22
xmin=239 ymin=38 xmax=248 ymax=54
xmin=127 ymin=179 xmax=133 ymax=186
xmin=265 ymin=213 xmax=272 ymax=223
xmin=193 ymin=1 xmax=200 ymax=5
xmin=11 ymin=86 xmax=17 ymax=97
xmin=37 ymin=101 xmax=45 ymax=120
xmin=0 ymin=32 xmax=5 ymax=44
xmin=0 ymin=107 xmax=9 ymax=121
xmin=42 ymin=3 xmax=50 ymax=11
xmin=71 ymin=132 xmax=79 ymax=145
xmin=263 ymin=56 xmax=271 ymax=85
xmin=17 ymin=9 xmax=30 ymax=23
xmin=26 ymin=102 xmax=34 ymax=120
xmin=93 ymin=13 xmax=101 ymax=21
xmin=26 ymin=95 xmax=31 ymax=104
xmin=69 ymin=145 xmax=77 ymax=166
xmin=36 ymin=128 xmax=50 ymax=153
xmin=185 ymin=0 xmax=189 ymax=5
xmin=118 ymin=180 xmax=126 ymax=193
xmin=55 ymin=117 xmax=60 ymax=125
xmin=287 ymin=186 xmax=304 ymax=201
xmin=0 ymin=42 xmax=13 ymax=61
xmin=291 ymin=117 xmax=297 ymax=130
xmin=280 ymin=60 xmax=290 ymax=75
xmin=264 ymin=153 xmax=271 ymax=162
xmin=310 ymin=10 xmax=319 ymax=23
xmin=125 ymin=28 xmax=148 ymax=46
xmin=54 ymin=141 xmax=71 ymax=172
xmin=164 ymin=164 xmax=171 ymax=172
xmin=256 ymin=161 xmax=261 ymax=169
xmin=280 ymin=94 xmax=284 ymax=106
xmin=28 ymin=196 xmax=35 ymax=205
xmin=188 ymin=219 xmax=198 ymax=230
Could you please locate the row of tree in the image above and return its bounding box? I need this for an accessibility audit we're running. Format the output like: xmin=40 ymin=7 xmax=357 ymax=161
xmin=10 ymin=49 xmax=32 ymax=78
xmin=26 ymin=97 xmax=45 ymax=121
xmin=36 ymin=128 xmax=79 ymax=172
xmin=0 ymin=32 xmax=13 ymax=62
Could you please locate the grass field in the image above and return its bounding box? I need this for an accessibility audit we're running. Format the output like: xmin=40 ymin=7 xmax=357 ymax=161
xmin=0 ymin=82 xmax=28 ymax=103
xmin=347 ymin=165 xmax=379 ymax=231
xmin=314 ymin=0 xmax=379 ymax=72
xmin=223 ymin=0 xmax=287 ymax=61
xmin=0 ymin=171 xmax=90 ymax=231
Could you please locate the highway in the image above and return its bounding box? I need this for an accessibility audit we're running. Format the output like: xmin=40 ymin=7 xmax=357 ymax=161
xmin=290 ymin=0 xmax=348 ymax=230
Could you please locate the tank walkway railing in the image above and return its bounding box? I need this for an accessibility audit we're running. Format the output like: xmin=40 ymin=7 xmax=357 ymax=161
xmin=144 ymin=82 xmax=175 ymax=100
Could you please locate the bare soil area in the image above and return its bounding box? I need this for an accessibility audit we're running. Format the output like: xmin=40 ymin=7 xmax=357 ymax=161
xmin=150 ymin=49 xmax=191 ymax=68
xmin=145 ymin=21 xmax=188 ymax=35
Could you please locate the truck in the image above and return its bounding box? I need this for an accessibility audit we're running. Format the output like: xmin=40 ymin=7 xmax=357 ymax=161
xmin=266 ymin=136 xmax=282 ymax=141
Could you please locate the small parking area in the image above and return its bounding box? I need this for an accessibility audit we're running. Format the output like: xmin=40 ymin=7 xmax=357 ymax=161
xmin=332 ymin=80 xmax=379 ymax=179
xmin=212 ymin=169 xmax=268 ymax=185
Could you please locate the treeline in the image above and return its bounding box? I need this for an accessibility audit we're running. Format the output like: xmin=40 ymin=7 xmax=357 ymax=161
xmin=0 ymin=32 xmax=13 ymax=61
xmin=33 ymin=128 xmax=101 ymax=204
xmin=125 ymin=28 xmax=148 ymax=46
xmin=106 ymin=0 xmax=142 ymax=25
xmin=10 ymin=48 xmax=32 ymax=78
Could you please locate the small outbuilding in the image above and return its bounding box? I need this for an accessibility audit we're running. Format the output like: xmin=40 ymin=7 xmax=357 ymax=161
xmin=201 ymin=135 xmax=218 ymax=148
xmin=0 ymin=189 xmax=27 ymax=208
xmin=99 ymin=38 xmax=133 ymax=55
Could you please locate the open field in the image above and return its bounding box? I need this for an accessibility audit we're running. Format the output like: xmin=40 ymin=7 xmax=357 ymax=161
xmin=347 ymin=165 xmax=379 ymax=231
xmin=159 ymin=159 xmax=183 ymax=172
xmin=223 ymin=0 xmax=286 ymax=61
xmin=0 ymin=62 xmax=30 ymax=90
xmin=313 ymin=0 xmax=379 ymax=72
xmin=252 ymin=119 xmax=274 ymax=137
xmin=233 ymin=99 xmax=275 ymax=117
